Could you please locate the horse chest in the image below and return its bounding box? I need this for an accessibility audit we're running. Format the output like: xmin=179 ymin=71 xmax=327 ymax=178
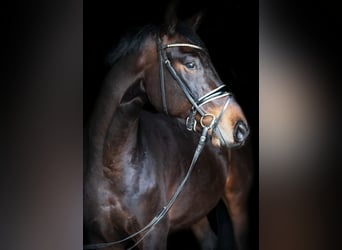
xmin=167 ymin=157 xmax=227 ymax=228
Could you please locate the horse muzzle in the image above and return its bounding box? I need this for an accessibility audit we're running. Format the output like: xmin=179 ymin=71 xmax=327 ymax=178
xmin=207 ymin=98 xmax=250 ymax=149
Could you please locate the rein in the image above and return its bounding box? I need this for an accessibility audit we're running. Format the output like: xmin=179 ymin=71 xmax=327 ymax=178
xmin=84 ymin=127 xmax=210 ymax=250
xmin=84 ymin=36 xmax=230 ymax=250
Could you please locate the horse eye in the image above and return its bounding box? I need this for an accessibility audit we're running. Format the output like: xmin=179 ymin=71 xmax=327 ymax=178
xmin=184 ymin=62 xmax=196 ymax=70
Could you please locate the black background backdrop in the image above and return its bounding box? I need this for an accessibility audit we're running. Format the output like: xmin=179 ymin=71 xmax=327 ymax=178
xmin=84 ymin=0 xmax=258 ymax=249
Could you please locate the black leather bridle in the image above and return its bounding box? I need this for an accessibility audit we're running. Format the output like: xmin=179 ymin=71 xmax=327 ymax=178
xmin=157 ymin=36 xmax=232 ymax=146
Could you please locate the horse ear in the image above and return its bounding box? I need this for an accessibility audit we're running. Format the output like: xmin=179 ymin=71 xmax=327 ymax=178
xmin=186 ymin=11 xmax=205 ymax=31
xmin=163 ymin=0 xmax=179 ymax=34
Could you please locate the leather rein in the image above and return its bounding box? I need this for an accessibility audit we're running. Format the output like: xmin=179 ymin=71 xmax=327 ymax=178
xmin=84 ymin=36 xmax=231 ymax=250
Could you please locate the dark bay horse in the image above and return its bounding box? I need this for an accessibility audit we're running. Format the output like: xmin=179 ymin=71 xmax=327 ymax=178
xmin=84 ymin=13 xmax=252 ymax=250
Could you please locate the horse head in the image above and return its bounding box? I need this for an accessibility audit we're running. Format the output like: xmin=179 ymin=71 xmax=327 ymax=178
xmin=134 ymin=12 xmax=249 ymax=148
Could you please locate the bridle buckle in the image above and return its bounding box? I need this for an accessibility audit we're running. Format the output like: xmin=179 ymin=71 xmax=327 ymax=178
xmin=200 ymin=113 xmax=216 ymax=129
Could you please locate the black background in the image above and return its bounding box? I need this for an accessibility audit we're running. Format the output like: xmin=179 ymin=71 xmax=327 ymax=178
xmin=84 ymin=0 xmax=258 ymax=249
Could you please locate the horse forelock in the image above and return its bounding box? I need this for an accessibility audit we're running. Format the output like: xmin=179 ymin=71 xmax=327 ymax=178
xmin=106 ymin=21 xmax=206 ymax=67
xmin=173 ymin=22 xmax=207 ymax=50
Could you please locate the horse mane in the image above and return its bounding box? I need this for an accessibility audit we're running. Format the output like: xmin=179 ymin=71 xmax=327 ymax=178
xmin=106 ymin=21 xmax=207 ymax=66
xmin=106 ymin=24 xmax=158 ymax=66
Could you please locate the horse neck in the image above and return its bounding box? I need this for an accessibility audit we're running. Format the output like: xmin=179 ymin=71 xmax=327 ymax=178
xmin=88 ymin=56 xmax=146 ymax=168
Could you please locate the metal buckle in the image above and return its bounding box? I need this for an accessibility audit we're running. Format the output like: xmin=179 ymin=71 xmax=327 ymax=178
xmin=186 ymin=116 xmax=197 ymax=131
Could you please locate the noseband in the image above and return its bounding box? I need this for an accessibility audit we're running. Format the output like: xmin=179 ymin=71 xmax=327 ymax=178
xmin=157 ymin=37 xmax=231 ymax=143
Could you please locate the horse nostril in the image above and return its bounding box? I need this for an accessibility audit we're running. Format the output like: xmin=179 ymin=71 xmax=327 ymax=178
xmin=234 ymin=120 xmax=249 ymax=143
